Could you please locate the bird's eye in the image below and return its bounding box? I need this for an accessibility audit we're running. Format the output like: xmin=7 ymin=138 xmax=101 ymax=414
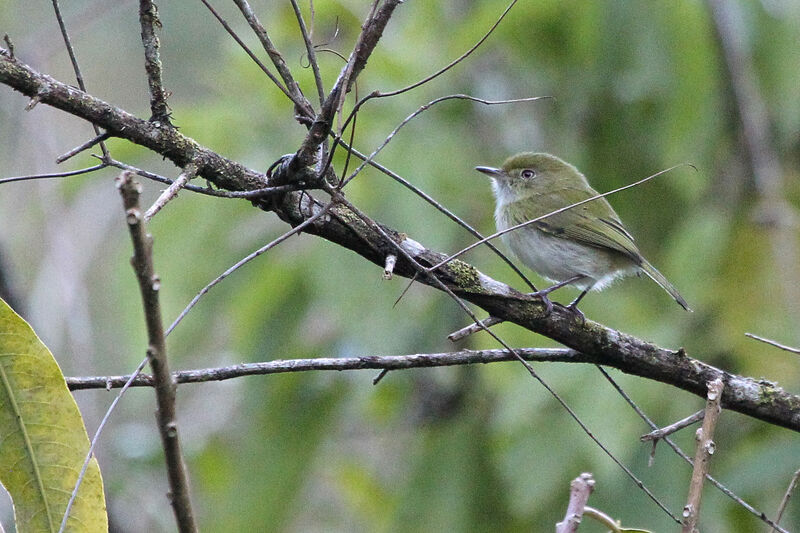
xmin=521 ymin=169 xmax=535 ymax=179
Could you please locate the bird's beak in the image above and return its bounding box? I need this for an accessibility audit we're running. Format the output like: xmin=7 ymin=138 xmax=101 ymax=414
xmin=475 ymin=166 xmax=504 ymax=178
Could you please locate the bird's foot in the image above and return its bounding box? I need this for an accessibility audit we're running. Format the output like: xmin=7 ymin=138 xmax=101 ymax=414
xmin=529 ymin=290 xmax=554 ymax=317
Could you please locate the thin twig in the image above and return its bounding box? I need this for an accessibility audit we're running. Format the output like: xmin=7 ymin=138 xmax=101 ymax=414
xmin=682 ymin=378 xmax=724 ymax=532
xmin=448 ymin=316 xmax=504 ymax=342
xmin=50 ymin=0 xmax=109 ymax=158
xmin=59 ymin=357 xmax=148 ymax=533
xmin=429 ymin=163 xmax=694 ymax=272
xmin=556 ymin=473 xmax=595 ymax=533
xmin=144 ymin=163 xmax=198 ymax=222
xmin=139 ymin=0 xmax=172 ymax=124
xmin=117 ymin=171 xmax=196 ymax=532
xmin=745 ymin=333 xmax=800 ymax=355
xmin=597 ymin=367 xmax=789 ymax=533
xmin=290 ymin=0 xmax=324 ymax=108
xmin=582 ymin=507 xmax=622 ymax=532
xmin=0 ymin=164 xmax=107 ymax=185
xmin=165 ymin=199 xmax=335 ymax=336
xmin=232 ymin=0 xmax=313 ymax=118
xmin=771 ymin=468 xmax=800 ymax=533
xmin=641 ymin=410 xmax=705 ymax=442
xmin=55 ymin=132 xmax=111 ymax=163
xmin=66 ymin=347 xmax=591 ymax=389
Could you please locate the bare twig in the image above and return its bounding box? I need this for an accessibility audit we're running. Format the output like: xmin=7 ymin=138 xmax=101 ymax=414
xmin=771 ymin=468 xmax=800 ymax=533
xmin=139 ymin=0 xmax=172 ymax=124
xmin=682 ymin=378 xmax=724 ymax=533
xmin=641 ymin=410 xmax=705 ymax=442
xmin=0 ymin=164 xmax=107 ymax=185
xmin=294 ymin=0 xmax=402 ymax=169
xmin=556 ymin=473 xmax=595 ymax=533
xmin=55 ymin=132 xmax=111 ymax=163
xmin=66 ymin=347 xmax=590 ymax=390
xmin=746 ymin=333 xmax=800 ymax=355
xmin=50 ymin=0 xmax=109 ymax=158
xmin=290 ymin=0 xmax=325 ymax=107
xmin=598 ymin=367 xmax=789 ymax=533
xmin=117 ymin=171 xmax=196 ymax=532
xmin=448 ymin=316 xmax=504 ymax=342
xmin=144 ymin=163 xmax=198 ymax=222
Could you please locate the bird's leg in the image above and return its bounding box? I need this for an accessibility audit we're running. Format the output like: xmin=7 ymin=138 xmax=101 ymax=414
xmin=565 ymin=285 xmax=593 ymax=322
xmin=530 ymin=275 xmax=586 ymax=316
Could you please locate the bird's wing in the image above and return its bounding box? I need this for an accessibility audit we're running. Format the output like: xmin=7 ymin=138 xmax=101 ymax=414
xmin=533 ymin=191 xmax=643 ymax=263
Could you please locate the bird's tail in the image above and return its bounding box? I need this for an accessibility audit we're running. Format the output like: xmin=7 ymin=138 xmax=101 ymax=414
xmin=639 ymin=259 xmax=691 ymax=311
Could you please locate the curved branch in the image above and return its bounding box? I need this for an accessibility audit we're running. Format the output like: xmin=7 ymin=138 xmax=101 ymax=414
xmin=2 ymin=48 xmax=799 ymax=433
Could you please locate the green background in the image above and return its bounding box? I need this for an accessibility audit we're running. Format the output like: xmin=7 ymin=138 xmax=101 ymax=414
xmin=1 ymin=1 xmax=799 ymax=531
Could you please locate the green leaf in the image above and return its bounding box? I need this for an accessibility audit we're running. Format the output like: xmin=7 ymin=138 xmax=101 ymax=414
xmin=0 ymin=298 xmax=107 ymax=532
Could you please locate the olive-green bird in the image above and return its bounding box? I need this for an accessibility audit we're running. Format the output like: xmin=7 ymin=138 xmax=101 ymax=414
xmin=476 ymin=152 xmax=690 ymax=314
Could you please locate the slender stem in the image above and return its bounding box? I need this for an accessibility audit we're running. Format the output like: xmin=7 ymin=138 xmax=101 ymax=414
xmin=144 ymin=163 xmax=198 ymax=221
xmin=59 ymin=357 xmax=148 ymax=533
xmin=290 ymin=0 xmax=325 ymax=108
xmin=50 ymin=0 xmax=109 ymax=158
xmin=55 ymin=132 xmax=110 ymax=163
xmin=0 ymin=164 xmax=106 ymax=185
xmin=117 ymin=171 xmax=196 ymax=532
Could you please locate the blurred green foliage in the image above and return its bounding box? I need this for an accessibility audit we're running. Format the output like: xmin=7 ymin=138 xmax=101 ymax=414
xmin=1 ymin=0 xmax=799 ymax=531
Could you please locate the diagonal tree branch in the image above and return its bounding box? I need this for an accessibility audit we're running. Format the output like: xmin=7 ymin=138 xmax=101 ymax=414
xmin=2 ymin=46 xmax=799 ymax=433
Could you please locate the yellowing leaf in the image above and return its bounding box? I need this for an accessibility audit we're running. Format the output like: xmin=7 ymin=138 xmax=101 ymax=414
xmin=0 ymin=298 xmax=107 ymax=532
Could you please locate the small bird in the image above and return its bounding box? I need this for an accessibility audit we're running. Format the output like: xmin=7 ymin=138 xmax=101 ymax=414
xmin=476 ymin=152 xmax=690 ymax=315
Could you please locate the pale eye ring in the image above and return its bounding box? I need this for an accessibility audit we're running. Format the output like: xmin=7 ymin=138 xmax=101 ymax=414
xmin=521 ymin=169 xmax=535 ymax=179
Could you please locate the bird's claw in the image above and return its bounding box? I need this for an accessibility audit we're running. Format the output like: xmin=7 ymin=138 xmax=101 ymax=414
xmin=566 ymin=303 xmax=585 ymax=323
